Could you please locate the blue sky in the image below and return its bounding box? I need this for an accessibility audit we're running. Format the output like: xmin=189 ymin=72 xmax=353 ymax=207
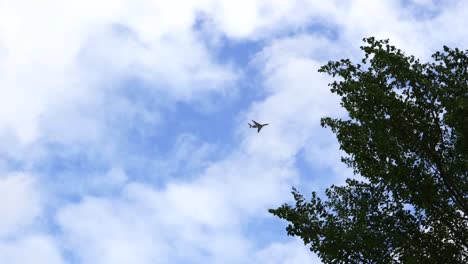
xmin=0 ymin=0 xmax=467 ymax=263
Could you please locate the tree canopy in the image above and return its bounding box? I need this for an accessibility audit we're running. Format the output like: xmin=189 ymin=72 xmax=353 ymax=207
xmin=269 ymin=37 xmax=467 ymax=263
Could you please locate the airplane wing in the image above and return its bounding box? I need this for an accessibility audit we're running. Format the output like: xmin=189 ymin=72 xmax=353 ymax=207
xmin=257 ymin=126 xmax=262 ymax=133
xmin=252 ymin=120 xmax=260 ymax=126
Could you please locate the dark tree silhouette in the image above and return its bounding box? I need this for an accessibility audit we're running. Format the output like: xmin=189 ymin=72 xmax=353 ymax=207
xmin=270 ymin=37 xmax=468 ymax=263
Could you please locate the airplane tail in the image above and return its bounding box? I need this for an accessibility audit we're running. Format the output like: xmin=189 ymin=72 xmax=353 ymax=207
xmin=248 ymin=123 xmax=253 ymax=128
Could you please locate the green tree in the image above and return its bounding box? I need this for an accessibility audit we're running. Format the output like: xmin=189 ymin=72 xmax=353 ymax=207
xmin=270 ymin=37 xmax=467 ymax=263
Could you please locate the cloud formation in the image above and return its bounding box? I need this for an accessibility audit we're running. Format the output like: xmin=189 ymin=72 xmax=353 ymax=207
xmin=1 ymin=0 xmax=467 ymax=263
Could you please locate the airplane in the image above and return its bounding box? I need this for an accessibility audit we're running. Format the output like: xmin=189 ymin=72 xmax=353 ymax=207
xmin=248 ymin=120 xmax=269 ymax=133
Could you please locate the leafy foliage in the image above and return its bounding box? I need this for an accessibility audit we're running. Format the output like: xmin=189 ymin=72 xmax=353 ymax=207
xmin=270 ymin=37 xmax=468 ymax=263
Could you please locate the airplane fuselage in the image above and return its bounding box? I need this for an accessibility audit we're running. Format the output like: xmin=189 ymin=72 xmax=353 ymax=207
xmin=249 ymin=120 xmax=269 ymax=133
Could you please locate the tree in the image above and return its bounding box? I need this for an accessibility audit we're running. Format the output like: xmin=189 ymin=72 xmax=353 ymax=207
xmin=269 ymin=37 xmax=468 ymax=263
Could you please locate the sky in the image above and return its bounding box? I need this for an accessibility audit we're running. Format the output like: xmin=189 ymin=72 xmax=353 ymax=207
xmin=0 ymin=0 xmax=467 ymax=263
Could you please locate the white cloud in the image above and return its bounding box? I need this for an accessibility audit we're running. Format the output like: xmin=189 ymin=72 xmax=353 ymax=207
xmin=0 ymin=0 xmax=467 ymax=263
xmin=0 ymin=173 xmax=42 ymax=237
xmin=337 ymin=0 xmax=468 ymax=60
xmin=207 ymin=0 xmax=341 ymax=40
xmin=243 ymin=34 xmax=348 ymax=185
xmin=0 ymin=173 xmax=62 ymax=264
xmin=56 ymin=181 xmax=251 ymax=264
xmin=0 ymin=235 xmax=65 ymax=264
xmin=57 ymin=195 xmax=169 ymax=264
xmin=0 ymin=0 xmax=238 ymax=147
xmin=54 ymin=144 xmax=303 ymax=263
xmin=0 ymin=0 xmax=465 ymax=145
xmin=254 ymin=240 xmax=321 ymax=264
